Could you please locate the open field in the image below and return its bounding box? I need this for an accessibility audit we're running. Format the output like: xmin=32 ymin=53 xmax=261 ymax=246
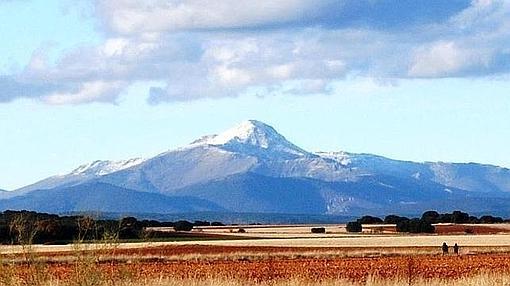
xmin=2 ymin=223 xmax=510 ymax=259
xmin=157 ymin=223 xmax=510 ymax=238
xmin=3 ymin=233 xmax=510 ymax=255
xmin=9 ymin=252 xmax=510 ymax=280
xmin=2 ymin=223 xmax=510 ymax=285
xmin=2 ymin=244 xmax=510 ymax=285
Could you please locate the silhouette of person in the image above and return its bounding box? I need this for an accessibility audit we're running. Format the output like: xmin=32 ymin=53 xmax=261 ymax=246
xmin=442 ymin=242 xmax=449 ymax=255
xmin=453 ymin=243 xmax=459 ymax=255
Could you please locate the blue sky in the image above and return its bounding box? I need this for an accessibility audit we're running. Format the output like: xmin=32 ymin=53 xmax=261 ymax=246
xmin=1 ymin=0 xmax=510 ymax=190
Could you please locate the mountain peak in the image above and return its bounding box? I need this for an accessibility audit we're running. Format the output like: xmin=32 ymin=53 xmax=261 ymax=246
xmin=210 ymin=120 xmax=279 ymax=147
xmin=192 ymin=120 xmax=309 ymax=157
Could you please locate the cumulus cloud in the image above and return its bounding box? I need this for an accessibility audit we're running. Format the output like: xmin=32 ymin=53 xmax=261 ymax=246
xmin=94 ymin=0 xmax=471 ymax=34
xmin=43 ymin=81 xmax=126 ymax=105
xmin=2 ymin=0 xmax=510 ymax=104
xmin=408 ymin=41 xmax=491 ymax=77
xmin=95 ymin=0 xmax=339 ymax=34
xmin=0 ymin=76 xmax=55 ymax=103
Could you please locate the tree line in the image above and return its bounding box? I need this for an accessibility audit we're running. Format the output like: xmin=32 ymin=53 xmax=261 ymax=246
xmin=346 ymin=210 xmax=508 ymax=233
xmin=0 ymin=210 xmax=224 ymax=245
xmin=2 ymin=209 xmax=508 ymax=242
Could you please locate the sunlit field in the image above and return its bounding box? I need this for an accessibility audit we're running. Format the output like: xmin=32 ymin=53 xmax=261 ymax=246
xmin=2 ymin=223 xmax=510 ymax=285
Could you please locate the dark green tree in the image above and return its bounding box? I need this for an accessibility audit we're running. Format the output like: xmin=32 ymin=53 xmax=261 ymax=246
xmin=173 ymin=220 xmax=194 ymax=231
xmin=421 ymin=210 xmax=440 ymax=224
xmin=346 ymin=221 xmax=362 ymax=233
xmin=357 ymin=215 xmax=383 ymax=224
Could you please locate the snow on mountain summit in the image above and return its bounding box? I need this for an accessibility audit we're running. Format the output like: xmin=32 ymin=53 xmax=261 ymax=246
xmin=206 ymin=120 xmax=281 ymax=147
xmin=191 ymin=120 xmax=309 ymax=157
xmin=10 ymin=119 xmax=510 ymax=216
xmin=70 ymin=158 xmax=145 ymax=176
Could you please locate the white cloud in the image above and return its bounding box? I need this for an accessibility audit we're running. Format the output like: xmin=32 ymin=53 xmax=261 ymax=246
xmin=408 ymin=41 xmax=490 ymax=77
xmin=212 ymin=66 xmax=252 ymax=86
xmin=452 ymin=0 xmax=508 ymax=30
xmin=96 ymin=0 xmax=336 ymax=34
xmin=43 ymin=81 xmax=125 ymax=105
xmin=3 ymin=0 xmax=510 ymax=104
xmin=268 ymin=64 xmax=296 ymax=80
xmin=407 ymin=0 xmax=510 ymax=78
xmin=102 ymin=38 xmax=130 ymax=57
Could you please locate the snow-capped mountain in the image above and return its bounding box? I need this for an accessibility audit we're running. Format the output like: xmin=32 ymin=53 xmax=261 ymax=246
xmin=190 ymin=120 xmax=310 ymax=158
xmin=18 ymin=158 xmax=145 ymax=193
xmin=4 ymin=120 xmax=510 ymax=216
xmin=70 ymin=158 xmax=146 ymax=176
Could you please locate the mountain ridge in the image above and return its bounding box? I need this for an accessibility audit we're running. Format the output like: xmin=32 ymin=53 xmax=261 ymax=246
xmin=0 ymin=182 xmax=224 ymax=213
xmin=4 ymin=120 xmax=510 ymax=216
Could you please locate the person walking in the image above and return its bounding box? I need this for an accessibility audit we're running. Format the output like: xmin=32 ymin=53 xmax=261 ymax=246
xmin=442 ymin=242 xmax=449 ymax=255
xmin=453 ymin=243 xmax=459 ymax=255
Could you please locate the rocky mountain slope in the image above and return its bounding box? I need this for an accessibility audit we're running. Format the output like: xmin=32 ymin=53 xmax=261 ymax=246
xmin=3 ymin=120 xmax=510 ymax=216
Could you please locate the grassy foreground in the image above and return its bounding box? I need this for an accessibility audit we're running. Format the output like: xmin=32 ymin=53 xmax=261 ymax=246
xmin=2 ymin=219 xmax=510 ymax=286
xmin=1 ymin=274 xmax=510 ymax=286
xmin=2 ymin=246 xmax=510 ymax=286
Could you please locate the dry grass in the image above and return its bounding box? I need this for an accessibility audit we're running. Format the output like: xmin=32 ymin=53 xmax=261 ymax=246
xmin=1 ymin=273 xmax=507 ymax=286
xmin=3 ymin=244 xmax=510 ymax=286
xmin=4 ymin=243 xmax=510 ymax=265
xmin=2 ymin=221 xmax=510 ymax=286
xmin=139 ymin=274 xmax=510 ymax=286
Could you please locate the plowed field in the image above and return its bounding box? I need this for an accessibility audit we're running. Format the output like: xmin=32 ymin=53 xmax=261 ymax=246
xmin=6 ymin=245 xmax=510 ymax=283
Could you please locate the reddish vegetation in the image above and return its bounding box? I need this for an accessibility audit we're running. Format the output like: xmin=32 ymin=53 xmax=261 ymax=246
xmin=3 ymin=245 xmax=352 ymax=259
xmin=434 ymin=225 xmax=508 ymax=235
xmin=7 ymin=245 xmax=510 ymax=283
xmin=33 ymin=253 xmax=510 ymax=282
xmin=110 ymin=245 xmax=340 ymax=256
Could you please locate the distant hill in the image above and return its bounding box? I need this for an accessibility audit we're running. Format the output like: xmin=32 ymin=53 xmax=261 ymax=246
xmin=4 ymin=120 xmax=510 ymax=217
xmin=0 ymin=182 xmax=224 ymax=214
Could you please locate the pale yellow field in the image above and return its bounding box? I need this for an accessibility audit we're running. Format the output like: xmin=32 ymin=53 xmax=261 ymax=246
xmin=2 ymin=233 xmax=510 ymax=255
xmin=1 ymin=223 xmax=510 ymax=256
xmin=189 ymin=233 xmax=510 ymax=248
xmin=192 ymin=223 xmax=510 ymax=238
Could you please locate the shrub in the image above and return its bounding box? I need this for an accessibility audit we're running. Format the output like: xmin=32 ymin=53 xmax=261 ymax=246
xmin=118 ymin=217 xmax=143 ymax=239
xmin=396 ymin=219 xmax=435 ymax=233
xmin=384 ymin=215 xmax=409 ymax=224
xmin=237 ymin=228 xmax=246 ymax=233
xmin=311 ymin=227 xmax=326 ymax=234
xmin=140 ymin=220 xmax=162 ymax=227
xmin=346 ymin=221 xmax=362 ymax=233
xmin=357 ymin=216 xmax=383 ymax=224
xmin=144 ymin=230 xmax=180 ymax=239
xmin=421 ymin=211 xmax=440 ymax=224
xmin=173 ymin=220 xmax=194 ymax=231
xmin=479 ymin=215 xmax=504 ymax=224
xmin=451 ymin=211 xmax=470 ymax=224
xmin=468 ymin=216 xmax=480 ymax=224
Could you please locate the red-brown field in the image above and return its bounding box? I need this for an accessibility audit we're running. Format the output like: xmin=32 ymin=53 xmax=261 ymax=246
xmin=434 ymin=224 xmax=507 ymax=234
xmin=3 ymin=244 xmax=510 ymax=285
xmin=3 ymin=225 xmax=510 ymax=285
